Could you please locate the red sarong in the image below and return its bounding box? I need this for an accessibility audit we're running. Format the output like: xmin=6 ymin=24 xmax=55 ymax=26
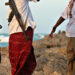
xmin=9 ymin=27 xmax=37 ymax=75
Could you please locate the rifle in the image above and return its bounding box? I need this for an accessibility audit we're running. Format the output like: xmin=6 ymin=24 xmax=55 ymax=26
xmin=5 ymin=0 xmax=29 ymax=41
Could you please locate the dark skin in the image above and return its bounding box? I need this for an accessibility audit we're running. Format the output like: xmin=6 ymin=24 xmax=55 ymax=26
xmin=49 ymin=17 xmax=65 ymax=38
xmin=49 ymin=0 xmax=75 ymax=38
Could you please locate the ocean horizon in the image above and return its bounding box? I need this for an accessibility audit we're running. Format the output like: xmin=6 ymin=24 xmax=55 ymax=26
xmin=0 ymin=0 xmax=70 ymax=47
xmin=0 ymin=33 xmax=47 ymax=47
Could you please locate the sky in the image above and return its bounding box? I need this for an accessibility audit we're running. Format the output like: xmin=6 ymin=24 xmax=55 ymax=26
xmin=0 ymin=0 xmax=69 ymax=34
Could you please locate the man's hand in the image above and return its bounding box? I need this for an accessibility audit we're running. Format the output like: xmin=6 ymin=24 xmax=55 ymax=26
xmin=45 ymin=32 xmax=53 ymax=39
xmin=5 ymin=2 xmax=10 ymax=6
xmin=49 ymin=26 xmax=56 ymax=38
xmin=49 ymin=32 xmax=53 ymax=38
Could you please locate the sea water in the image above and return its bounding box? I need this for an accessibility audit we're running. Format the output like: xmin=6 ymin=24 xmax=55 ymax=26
xmin=0 ymin=33 xmax=46 ymax=47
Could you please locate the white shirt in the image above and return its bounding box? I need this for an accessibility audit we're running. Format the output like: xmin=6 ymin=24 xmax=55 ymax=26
xmin=6 ymin=0 xmax=37 ymax=35
xmin=61 ymin=2 xmax=75 ymax=37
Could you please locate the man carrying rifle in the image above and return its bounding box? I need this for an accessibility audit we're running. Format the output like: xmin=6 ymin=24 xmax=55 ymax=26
xmin=5 ymin=0 xmax=40 ymax=75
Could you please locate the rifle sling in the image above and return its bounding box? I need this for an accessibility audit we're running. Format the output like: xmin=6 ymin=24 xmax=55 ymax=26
xmin=8 ymin=0 xmax=28 ymax=40
xmin=8 ymin=11 xmax=14 ymax=23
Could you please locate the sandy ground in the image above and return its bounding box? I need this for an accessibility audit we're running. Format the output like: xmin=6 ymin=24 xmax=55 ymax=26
xmin=0 ymin=31 xmax=69 ymax=75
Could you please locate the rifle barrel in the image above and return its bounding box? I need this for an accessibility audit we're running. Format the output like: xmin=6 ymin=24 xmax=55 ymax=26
xmin=5 ymin=2 xmax=10 ymax=5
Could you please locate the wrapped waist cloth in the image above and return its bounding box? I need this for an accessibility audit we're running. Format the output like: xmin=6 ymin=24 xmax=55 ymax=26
xmin=9 ymin=27 xmax=37 ymax=75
